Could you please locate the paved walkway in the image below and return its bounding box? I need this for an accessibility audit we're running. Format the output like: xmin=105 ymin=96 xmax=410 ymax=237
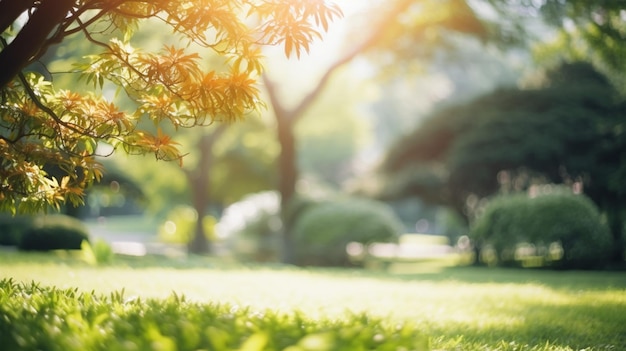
xmin=87 ymin=226 xmax=187 ymax=257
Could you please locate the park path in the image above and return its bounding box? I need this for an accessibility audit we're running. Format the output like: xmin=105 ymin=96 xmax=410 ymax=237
xmin=86 ymin=223 xmax=187 ymax=257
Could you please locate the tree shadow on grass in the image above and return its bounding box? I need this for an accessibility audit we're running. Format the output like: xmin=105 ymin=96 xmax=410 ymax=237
xmin=344 ymin=265 xmax=626 ymax=291
xmin=427 ymin=300 xmax=626 ymax=350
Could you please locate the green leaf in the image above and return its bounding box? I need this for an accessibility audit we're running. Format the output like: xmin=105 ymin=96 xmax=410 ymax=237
xmin=81 ymin=240 xmax=97 ymax=266
xmin=238 ymin=332 xmax=269 ymax=351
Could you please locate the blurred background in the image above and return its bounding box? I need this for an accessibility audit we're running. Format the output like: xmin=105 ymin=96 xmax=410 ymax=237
xmin=2 ymin=0 xmax=624 ymax=271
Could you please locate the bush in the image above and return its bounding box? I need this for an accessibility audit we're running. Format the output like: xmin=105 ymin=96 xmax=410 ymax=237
xmin=282 ymin=193 xmax=321 ymax=231
xmin=292 ymin=197 xmax=403 ymax=266
xmin=470 ymin=192 xmax=612 ymax=269
xmin=0 ymin=214 xmax=32 ymax=246
xmin=18 ymin=215 xmax=90 ymax=251
xmin=470 ymin=194 xmax=530 ymax=266
xmin=81 ymin=239 xmax=114 ymax=265
xmin=525 ymin=194 xmax=612 ymax=269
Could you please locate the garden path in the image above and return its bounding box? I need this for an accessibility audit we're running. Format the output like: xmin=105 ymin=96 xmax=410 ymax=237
xmin=85 ymin=219 xmax=186 ymax=257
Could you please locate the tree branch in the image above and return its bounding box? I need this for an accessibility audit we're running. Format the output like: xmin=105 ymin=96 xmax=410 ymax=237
xmin=266 ymin=0 xmax=414 ymax=124
xmin=262 ymin=74 xmax=290 ymax=121
xmin=0 ymin=0 xmax=36 ymax=34
xmin=16 ymin=68 xmax=95 ymax=140
xmin=0 ymin=0 xmax=75 ymax=89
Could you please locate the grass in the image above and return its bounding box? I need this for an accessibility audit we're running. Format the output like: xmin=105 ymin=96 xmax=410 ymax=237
xmin=1 ymin=251 xmax=625 ymax=350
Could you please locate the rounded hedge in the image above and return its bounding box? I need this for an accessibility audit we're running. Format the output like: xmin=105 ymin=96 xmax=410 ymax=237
xmin=470 ymin=194 xmax=530 ymax=266
xmin=292 ymin=197 xmax=403 ymax=267
xmin=470 ymin=192 xmax=612 ymax=269
xmin=18 ymin=215 xmax=90 ymax=251
xmin=0 ymin=214 xmax=32 ymax=246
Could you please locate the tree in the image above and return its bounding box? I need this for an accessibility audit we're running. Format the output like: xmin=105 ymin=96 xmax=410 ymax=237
xmin=44 ymin=18 xmax=278 ymax=255
xmin=528 ymin=0 xmax=626 ymax=90
xmin=263 ymin=0 xmax=488 ymax=263
xmin=295 ymin=69 xmax=371 ymax=187
xmin=106 ymin=116 xmax=278 ymax=254
xmin=183 ymin=125 xmax=226 ymax=254
xmin=380 ymin=62 xmax=626 ymax=263
xmin=0 ymin=0 xmax=342 ymax=214
xmin=184 ymin=119 xmax=278 ymax=253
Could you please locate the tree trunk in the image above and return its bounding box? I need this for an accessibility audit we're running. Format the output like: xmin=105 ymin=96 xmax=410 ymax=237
xmin=0 ymin=1 xmax=36 ymax=34
xmin=276 ymin=113 xmax=298 ymax=263
xmin=188 ymin=174 xmax=211 ymax=255
xmin=0 ymin=0 xmax=73 ymax=88
xmin=261 ymin=0 xmax=413 ymax=263
xmin=186 ymin=132 xmax=219 ymax=255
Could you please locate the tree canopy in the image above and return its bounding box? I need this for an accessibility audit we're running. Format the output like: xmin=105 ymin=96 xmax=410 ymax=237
xmin=379 ymin=62 xmax=626 ymax=261
xmin=0 ymin=0 xmax=341 ymax=214
xmin=530 ymin=0 xmax=626 ymax=70
xmin=259 ymin=0 xmax=494 ymax=263
xmin=382 ymin=62 xmax=622 ymax=200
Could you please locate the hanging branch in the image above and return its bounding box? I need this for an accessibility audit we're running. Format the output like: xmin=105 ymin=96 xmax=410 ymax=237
xmin=263 ymin=0 xmax=413 ymax=123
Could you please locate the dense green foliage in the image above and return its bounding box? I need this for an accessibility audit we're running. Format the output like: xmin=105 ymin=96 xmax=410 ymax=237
xmin=0 ymin=278 xmax=428 ymax=351
xmin=471 ymin=192 xmax=612 ymax=269
xmin=220 ymin=194 xmax=413 ymax=267
xmin=380 ymin=62 xmax=626 ymax=263
xmin=81 ymin=239 xmax=115 ymax=266
xmin=0 ymin=214 xmax=91 ymax=251
xmin=529 ymin=0 xmax=626 ymax=93
xmin=0 ymin=0 xmax=342 ymax=214
xmin=0 ymin=214 xmax=31 ymax=246
xmin=17 ymin=215 xmax=90 ymax=251
xmin=292 ymin=198 xmax=403 ymax=266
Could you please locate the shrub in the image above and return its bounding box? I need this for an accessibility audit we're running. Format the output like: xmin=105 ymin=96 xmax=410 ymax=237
xmin=81 ymin=239 xmax=114 ymax=265
xmin=0 ymin=214 xmax=32 ymax=246
xmin=525 ymin=194 xmax=612 ymax=269
xmin=470 ymin=192 xmax=612 ymax=269
xmin=18 ymin=215 xmax=90 ymax=251
xmin=470 ymin=194 xmax=531 ymax=266
xmin=292 ymin=197 xmax=403 ymax=266
xmin=282 ymin=193 xmax=321 ymax=230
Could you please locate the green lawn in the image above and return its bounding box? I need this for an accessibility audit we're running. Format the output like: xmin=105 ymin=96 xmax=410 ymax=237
xmin=1 ymin=251 xmax=625 ymax=350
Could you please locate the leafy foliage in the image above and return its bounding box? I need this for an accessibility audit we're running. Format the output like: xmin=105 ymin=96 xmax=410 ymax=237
xmin=292 ymin=197 xmax=403 ymax=267
xmin=0 ymin=0 xmax=342 ymax=213
xmin=0 ymin=278 xmax=429 ymax=351
xmin=2 ymin=252 xmax=626 ymax=350
xmin=17 ymin=215 xmax=90 ymax=251
xmin=379 ymin=63 xmax=625 ymax=248
xmin=0 ymin=213 xmax=92 ymax=250
xmin=470 ymin=192 xmax=612 ymax=269
xmin=525 ymin=0 xmax=626 ymax=93
xmin=81 ymin=239 xmax=115 ymax=266
xmin=0 ymin=214 xmax=32 ymax=246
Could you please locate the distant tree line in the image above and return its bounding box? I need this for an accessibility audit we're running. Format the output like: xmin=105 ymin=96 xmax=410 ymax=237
xmin=379 ymin=62 xmax=626 ymax=264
